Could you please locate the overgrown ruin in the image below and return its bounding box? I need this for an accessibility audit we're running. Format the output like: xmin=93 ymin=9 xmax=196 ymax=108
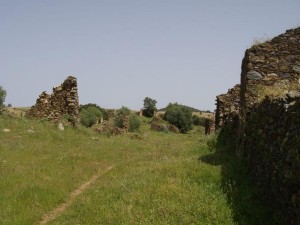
xmin=27 ymin=76 xmax=79 ymax=126
xmin=215 ymin=27 xmax=300 ymax=224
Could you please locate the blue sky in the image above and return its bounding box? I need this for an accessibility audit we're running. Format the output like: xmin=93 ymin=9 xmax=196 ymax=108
xmin=1 ymin=0 xmax=299 ymax=111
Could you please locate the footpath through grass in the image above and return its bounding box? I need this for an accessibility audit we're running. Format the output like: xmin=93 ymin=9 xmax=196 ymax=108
xmin=0 ymin=115 xmax=273 ymax=225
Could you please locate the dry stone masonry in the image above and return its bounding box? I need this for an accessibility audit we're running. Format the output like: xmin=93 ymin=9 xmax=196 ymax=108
xmin=239 ymin=27 xmax=300 ymax=126
xmin=204 ymin=118 xmax=215 ymax=135
xmin=243 ymin=95 xmax=300 ymax=225
xmin=215 ymin=84 xmax=240 ymax=129
xmin=215 ymin=27 xmax=300 ymax=224
xmin=27 ymin=76 xmax=79 ymax=126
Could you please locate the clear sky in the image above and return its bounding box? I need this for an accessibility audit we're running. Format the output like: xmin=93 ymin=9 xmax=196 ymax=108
xmin=1 ymin=0 xmax=299 ymax=111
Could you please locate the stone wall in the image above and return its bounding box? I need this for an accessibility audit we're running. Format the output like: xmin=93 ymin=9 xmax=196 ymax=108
xmin=243 ymin=95 xmax=300 ymax=224
xmin=215 ymin=27 xmax=300 ymax=223
xmin=239 ymin=27 xmax=300 ymax=131
xmin=215 ymin=84 xmax=240 ymax=129
xmin=204 ymin=118 xmax=215 ymax=135
xmin=27 ymin=76 xmax=79 ymax=126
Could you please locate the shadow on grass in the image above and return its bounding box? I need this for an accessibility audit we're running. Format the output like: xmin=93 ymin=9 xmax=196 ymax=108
xmin=199 ymin=132 xmax=284 ymax=225
xmin=199 ymin=154 xmax=222 ymax=166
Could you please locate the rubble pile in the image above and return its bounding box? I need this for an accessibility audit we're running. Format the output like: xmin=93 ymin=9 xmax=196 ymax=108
xmin=150 ymin=116 xmax=179 ymax=133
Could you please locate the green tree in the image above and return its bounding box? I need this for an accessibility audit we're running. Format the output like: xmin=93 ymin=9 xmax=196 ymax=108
xmin=114 ymin=106 xmax=140 ymax=132
xmin=142 ymin=97 xmax=157 ymax=118
xmin=0 ymin=86 xmax=6 ymax=108
xmin=164 ymin=103 xmax=193 ymax=133
xmin=80 ymin=106 xmax=103 ymax=127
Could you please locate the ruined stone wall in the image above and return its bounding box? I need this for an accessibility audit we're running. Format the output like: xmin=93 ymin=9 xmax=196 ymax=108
xmin=216 ymin=27 xmax=300 ymax=223
xmin=215 ymin=84 xmax=240 ymax=129
xmin=239 ymin=27 xmax=300 ymax=127
xmin=243 ymin=95 xmax=300 ymax=224
xmin=204 ymin=118 xmax=215 ymax=135
xmin=27 ymin=76 xmax=79 ymax=126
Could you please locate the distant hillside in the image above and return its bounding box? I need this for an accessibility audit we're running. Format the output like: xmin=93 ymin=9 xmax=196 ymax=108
xmin=158 ymin=105 xmax=211 ymax=113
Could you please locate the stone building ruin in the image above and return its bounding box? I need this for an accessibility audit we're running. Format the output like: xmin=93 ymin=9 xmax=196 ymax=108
xmin=215 ymin=84 xmax=240 ymax=129
xmin=239 ymin=27 xmax=300 ymax=128
xmin=215 ymin=27 xmax=300 ymax=131
xmin=27 ymin=76 xmax=79 ymax=126
xmin=214 ymin=27 xmax=300 ymax=224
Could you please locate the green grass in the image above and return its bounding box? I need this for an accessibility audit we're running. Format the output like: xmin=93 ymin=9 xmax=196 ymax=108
xmin=0 ymin=114 xmax=275 ymax=224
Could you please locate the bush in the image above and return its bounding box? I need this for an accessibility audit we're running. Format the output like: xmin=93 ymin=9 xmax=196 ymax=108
xmin=192 ymin=115 xmax=205 ymax=126
xmin=114 ymin=106 xmax=141 ymax=132
xmin=142 ymin=97 xmax=157 ymax=118
xmin=79 ymin=103 xmax=108 ymax=120
xmin=164 ymin=103 xmax=193 ymax=133
xmin=128 ymin=114 xmax=141 ymax=132
xmin=80 ymin=106 xmax=103 ymax=127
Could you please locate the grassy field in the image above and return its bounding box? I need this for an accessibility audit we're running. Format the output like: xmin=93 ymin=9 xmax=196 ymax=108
xmin=0 ymin=113 xmax=276 ymax=225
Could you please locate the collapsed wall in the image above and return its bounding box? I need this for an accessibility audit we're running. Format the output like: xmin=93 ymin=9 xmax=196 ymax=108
xmin=27 ymin=76 xmax=79 ymax=126
xmin=215 ymin=84 xmax=240 ymax=129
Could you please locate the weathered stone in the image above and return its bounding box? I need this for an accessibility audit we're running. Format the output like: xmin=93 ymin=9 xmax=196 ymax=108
xmin=58 ymin=123 xmax=64 ymax=131
xmin=267 ymin=73 xmax=278 ymax=77
xmin=293 ymin=64 xmax=300 ymax=73
xmin=247 ymin=70 xmax=263 ymax=80
xmin=286 ymin=91 xmax=300 ymax=99
xmin=279 ymin=73 xmax=291 ymax=78
xmin=250 ymin=55 xmax=265 ymax=63
xmin=247 ymin=63 xmax=254 ymax=70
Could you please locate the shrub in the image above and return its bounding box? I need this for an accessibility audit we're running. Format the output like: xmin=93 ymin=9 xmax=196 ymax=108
xmin=79 ymin=103 xmax=108 ymax=120
xmin=114 ymin=106 xmax=141 ymax=132
xmin=164 ymin=103 xmax=193 ymax=133
xmin=80 ymin=106 xmax=103 ymax=127
xmin=192 ymin=115 xmax=205 ymax=126
xmin=128 ymin=114 xmax=141 ymax=132
xmin=142 ymin=97 xmax=157 ymax=118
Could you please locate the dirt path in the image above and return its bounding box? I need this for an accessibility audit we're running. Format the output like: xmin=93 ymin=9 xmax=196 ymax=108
xmin=37 ymin=165 xmax=114 ymax=225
